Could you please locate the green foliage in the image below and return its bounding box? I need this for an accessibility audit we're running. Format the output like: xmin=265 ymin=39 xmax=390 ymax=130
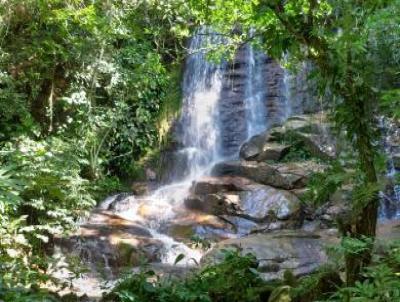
xmin=0 ymin=137 xmax=95 ymax=290
xmin=290 ymin=266 xmax=342 ymax=302
xmin=0 ymin=0 xmax=189 ymax=178
xmin=380 ymin=89 xmax=400 ymax=120
xmin=304 ymin=162 xmax=349 ymax=207
xmin=2 ymin=137 xmax=96 ymax=228
xmin=326 ymin=241 xmax=400 ymax=301
xmin=0 ymin=286 xmax=59 ymax=302
xmin=105 ymin=250 xmax=269 ymax=302
xmin=0 ymin=1 xmax=189 ymax=294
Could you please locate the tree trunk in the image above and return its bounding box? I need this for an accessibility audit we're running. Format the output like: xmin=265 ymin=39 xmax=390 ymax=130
xmin=344 ymin=99 xmax=379 ymax=285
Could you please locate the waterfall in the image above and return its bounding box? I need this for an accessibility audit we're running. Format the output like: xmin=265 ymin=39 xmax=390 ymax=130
xmin=177 ymin=27 xmax=225 ymax=180
xmin=379 ymin=117 xmax=400 ymax=219
xmin=282 ymin=68 xmax=293 ymax=120
xmin=244 ymin=44 xmax=268 ymax=138
xmin=101 ymin=30 xmax=302 ymax=266
xmin=111 ymin=28 xmax=226 ymax=266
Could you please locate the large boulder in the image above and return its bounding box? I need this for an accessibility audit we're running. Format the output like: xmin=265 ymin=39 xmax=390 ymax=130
xmin=212 ymin=160 xmax=292 ymax=189
xmin=294 ymin=132 xmax=336 ymax=160
xmin=239 ymin=131 xmax=291 ymax=162
xmin=239 ymin=131 xmax=270 ymax=160
xmin=252 ymin=113 xmax=337 ymax=161
xmin=212 ymin=160 xmax=325 ymax=190
xmin=240 ymin=185 xmax=302 ymax=221
xmin=270 ymin=161 xmax=326 ymax=188
xmin=257 ymin=143 xmax=291 ymax=161
xmin=202 ymin=231 xmax=335 ymax=280
xmin=185 ymin=182 xmax=302 ymax=234
xmin=55 ymin=210 xmax=163 ymax=275
xmin=184 ymin=192 xmax=241 ymax=215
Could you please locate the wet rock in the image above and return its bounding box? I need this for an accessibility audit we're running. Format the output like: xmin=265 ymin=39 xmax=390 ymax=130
xmin=257 ymin=143 xmax=291 ymax=161
xmin=212 ymin=160 xmax=324 ymax=190
xmin=212 ymin=160 xmax=290 ymax=189
xmin=56 ymin=210 xmax=163 ymax=275
xmin=202 ymin=231 xmax=332 ymax=280
xmin=290 ymin=188 xmax=308 ymax=200
xmin=239 ymin=131 xmax=270 ymax=160
xmin=131 ymin=181 xmax=150 ymax=196
xmin=184 ymin=192 xmax=241 ymax=215
xmin=107 ymin=194 xmax=136 ymax=212
xmin=185 ymin=183 xmax=302 ymax=233
xmin=240 ymin=185 xmax=301 ymax=221
xmin=239 ymin=131 xmax=290 ymax=162
xmin=145 ymin=168 xmax=157 ymax=181
xmin=393 ymin=153 xmax=400 ymax=169
xmin=191 ymin=176 xmax=251 ymax=195
xmin=270 ymin=161 xmax=326 ymax=188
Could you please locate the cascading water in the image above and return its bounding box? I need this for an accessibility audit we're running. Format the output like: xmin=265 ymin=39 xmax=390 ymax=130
xmin=244 ymin=44 xmax=268 ymax=138
xmin=111 ymin=28 xmax=226 ymax=265
xmin=177 ymin=27 xmax=225 ymax=180
xmin=379 ymin=117 xmax=400 ymax=219
xmin=282 ymin=67 xmax=293 ymax=120
xmin=78 ymin=30 xmax=301 ymax=274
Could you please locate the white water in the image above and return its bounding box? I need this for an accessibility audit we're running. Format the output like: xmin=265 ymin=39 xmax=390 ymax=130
xmin=379 ymin=117 xmax=400 ymax=219
xmin=283 ymin=66 xmax=293 ymax=120
xmin=244 ymin=43 xmax=268 ymax=138
xmin=112 ymin=28 xmax=226 ymax=266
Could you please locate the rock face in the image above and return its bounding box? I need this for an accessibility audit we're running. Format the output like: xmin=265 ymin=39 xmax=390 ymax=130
xmin=182 ymin=114 xmax=338 ymax=238
xmin=202 ymin=231 xmax=332 ymax=280
xmin=184 ymin=175 xmax=304 ymax=236
xmin=239 ymin=113 xmax=336 ymax=162
xmin=212 ymin=160 xmax=324 ymax=190
xmin=218 ymin=48 xmax=320 ymax=158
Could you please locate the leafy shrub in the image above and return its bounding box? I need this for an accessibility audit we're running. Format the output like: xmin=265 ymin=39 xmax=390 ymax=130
xmin=303 ymin=162 xmax=349 ymax=207
xmin=0 ymin=136 xmax=99 ymax=291
xmin=326 ymin=240 xmax=400 ymax=301
xmin=1 ymin=137 xmax=96 ymax=229
xmin=104 ymin=250 xmax=270 ymax=302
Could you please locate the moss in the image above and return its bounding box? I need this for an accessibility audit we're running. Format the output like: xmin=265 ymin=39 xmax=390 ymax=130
xmin=156 ymin=63 xmax=183 ymax=147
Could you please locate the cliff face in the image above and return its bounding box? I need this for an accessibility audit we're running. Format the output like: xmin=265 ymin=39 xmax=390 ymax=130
xmin=159 ymin=43 xmax=321 ymax=183
xmin=219 ymin=45 xmax=320 ymax=157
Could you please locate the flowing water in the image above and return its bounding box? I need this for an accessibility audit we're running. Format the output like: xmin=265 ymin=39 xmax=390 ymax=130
xmin=107 ymin=31 xmax=290 ymax=266
xmin=244 ymin=43 xmax=268 ymax=138
xmin=108 ymin=28 xmax=228 ymax=266
xmin=379 ymin=117 xmax=400 ymax=219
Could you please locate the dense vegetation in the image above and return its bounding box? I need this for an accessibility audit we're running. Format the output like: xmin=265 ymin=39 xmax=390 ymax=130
xmin=105 ymin=242 xmax=400 ymax=302
xmin=1 ymin=0 xmax=399 ymax=301
xmin=0 ymin=0 xmax=190 ymax=296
